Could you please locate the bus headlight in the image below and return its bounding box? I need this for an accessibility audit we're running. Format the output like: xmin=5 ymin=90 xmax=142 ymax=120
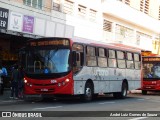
xmin=65 ymin=79 xmax=70 ymax=83
xmin=24 ymin=79 xmax=27 ymax=83
xmin=57 ymin=79 xmax=70 ymax=87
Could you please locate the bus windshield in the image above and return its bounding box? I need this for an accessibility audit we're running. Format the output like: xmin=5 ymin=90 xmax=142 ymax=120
xmin=25 ymin=48 xmax=71 ymax=75
xmin=143 ymin=63 xmax=160 ymax=79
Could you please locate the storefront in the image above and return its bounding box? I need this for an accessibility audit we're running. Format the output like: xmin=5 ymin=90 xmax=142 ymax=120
xmin=0 ymin=7 xmax=35 ymax=88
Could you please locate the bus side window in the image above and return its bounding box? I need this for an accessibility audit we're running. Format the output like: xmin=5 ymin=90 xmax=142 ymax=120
xmin=117 ymin=51 xmax=126 ymax=68
xmin=108 ymin=49 xmax=117 ymax=68
xmin=134 ymin=53 xmax=141 ymax=69
xmin=98 ymin=48 xmax=107 ymax=67
xmin=86 ymin=46 xmax=97 ymax=66
xmin=126 ymin=52 xmax=134 ymax=69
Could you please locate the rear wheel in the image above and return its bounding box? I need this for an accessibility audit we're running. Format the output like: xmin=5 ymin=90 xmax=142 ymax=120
xmin=142 ymin=90 xmax=147 ymax=95
xmin=113 ymin=82 xmax=128 ymax=99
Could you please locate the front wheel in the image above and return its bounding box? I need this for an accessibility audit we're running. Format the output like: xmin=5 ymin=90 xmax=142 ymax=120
xmin=81 ymin=83 xmax=93 ymax=102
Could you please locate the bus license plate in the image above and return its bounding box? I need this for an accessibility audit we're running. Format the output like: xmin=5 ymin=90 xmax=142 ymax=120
xmin=41 ymin=88 xmax=48 ymax=91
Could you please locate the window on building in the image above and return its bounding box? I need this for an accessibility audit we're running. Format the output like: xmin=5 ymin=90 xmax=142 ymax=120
xmin=53 ymin=0 xmax=61 ymax=12
xmin=103 ymin=20 xmax=112 ymax=32
xmin=115 ymin=24 xmax=134 ymax=38
xmin=89 ymin=9 xmax=97 ymax=22
xmin=118 ymin=0 xmax=130 ymax=5
xmin=124 ymin=0 xmax=130 ymax=5
xmin=23 ymin=0 xmax=43 ymax=9
xmin=140 ymin=0 xmax=149 ymax=14
xmin=78 ymin=5 xmax=86 ymax=18
xmin=136 ymin=31 xmax=152 ymax=45
xmin=152 ymin=38 xmax=159 ymax=54
xmin=63 ymin=0 xmax=74 ymax=15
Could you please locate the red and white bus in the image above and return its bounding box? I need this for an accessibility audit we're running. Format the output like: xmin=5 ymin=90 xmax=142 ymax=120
xmin=142 ymin=52 xmax=160 ymax=94
xmin=19 ymin=37 xmax=141 ymax=101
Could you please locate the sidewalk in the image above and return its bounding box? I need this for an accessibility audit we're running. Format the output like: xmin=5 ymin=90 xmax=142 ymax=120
xmin=129 ymin=90 xmax=142 ymax=94
xmin=0 ymin=88 xmax=11 ymax=100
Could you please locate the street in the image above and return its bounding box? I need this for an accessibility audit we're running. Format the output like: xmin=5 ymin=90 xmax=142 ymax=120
xmin=1 ymin=90 xmax=160 ymax=120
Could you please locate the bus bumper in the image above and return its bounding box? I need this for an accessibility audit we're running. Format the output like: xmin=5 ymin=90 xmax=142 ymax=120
xmin=24 ymin=94 xmax=55 ymax=101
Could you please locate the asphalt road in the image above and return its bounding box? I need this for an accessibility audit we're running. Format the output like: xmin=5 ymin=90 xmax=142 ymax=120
xmin=1 ymin=90 xmax=160 ymax=120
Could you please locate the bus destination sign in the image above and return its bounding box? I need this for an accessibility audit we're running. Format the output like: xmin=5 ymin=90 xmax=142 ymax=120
xmin=143 ymin=57 xmax=160 ymax=62
xmin=29 ymin=39 xmax=69 ymax=47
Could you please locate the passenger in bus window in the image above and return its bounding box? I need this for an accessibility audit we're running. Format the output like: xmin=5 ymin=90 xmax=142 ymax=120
xmin=153 ymin=64 xmax=160 ymax=78
xmin=44 ymin=66 xmax=50 ymax=74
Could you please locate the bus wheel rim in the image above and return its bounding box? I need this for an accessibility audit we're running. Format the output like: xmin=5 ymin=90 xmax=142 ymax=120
xmin=86 ymin=88 xmax=91 ymax=97
xmin=123 ymin=87 xmax=127 ymax=96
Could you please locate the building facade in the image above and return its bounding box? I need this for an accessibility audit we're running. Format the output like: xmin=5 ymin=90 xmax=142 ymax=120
xmin=0 ymin=0 xmax=160 ymax=67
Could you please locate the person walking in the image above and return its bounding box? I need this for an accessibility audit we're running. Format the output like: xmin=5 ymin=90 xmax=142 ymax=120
xmin=18 ymin=66 xmax=24 ymax=99
xmin=0 ymin=64 xmax=8 ymax=95
xmin=10 ymin=65 xmax=19 ymax=99
xmin=0 ymin=67 xmax=3 ymax=95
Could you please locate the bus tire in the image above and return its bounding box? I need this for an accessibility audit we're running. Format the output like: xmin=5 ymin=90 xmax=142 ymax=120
xmin=81 ymin=82 xmax=93 ymax=102
xmin=142 ymin=90 xmax=147 ymax=95
xmin=113 ymin=82 xmax=128 ymax=99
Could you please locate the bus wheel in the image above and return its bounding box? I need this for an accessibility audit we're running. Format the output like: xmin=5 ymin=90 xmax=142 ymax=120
xmin=113 ymin=82 xmax=128 ymax=99
xmin=81 ymin=83 xmax=93 ymax=102
xmin=142 ymin=90 xmax=147 ymax=95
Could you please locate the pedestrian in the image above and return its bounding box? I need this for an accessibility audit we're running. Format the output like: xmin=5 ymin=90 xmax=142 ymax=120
xmin=0 ymin=67 xmax=3 ymax=95
xmin=0 ymin=64 xmax=8 ymax=94
xmin=18 ymin=66 xmax=24 ymax=99
xmin=10 ymin=65 xmax=19 ymax=99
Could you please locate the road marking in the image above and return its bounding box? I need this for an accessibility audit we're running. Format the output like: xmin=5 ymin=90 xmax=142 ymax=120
xmin=1 ymin=100 xmax=14 ymax=103
xmin=0 ymin=100 xmax=24 ymax=103
xmin=149 ymin=100 xmax=160 ymax=102
xmin=98 ymin=102 xmax=115 ymax=105
xmin=33 ymin=106 xmax=62 ymax=110
xmin=129 ymin=117 xmax=148 ymax=120
xmin=137 ymin=99 xmax=145 ymax=101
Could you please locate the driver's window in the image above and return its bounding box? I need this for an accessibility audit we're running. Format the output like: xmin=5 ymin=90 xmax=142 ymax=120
xmin=72 ymin=44 xmax=84 ymax=74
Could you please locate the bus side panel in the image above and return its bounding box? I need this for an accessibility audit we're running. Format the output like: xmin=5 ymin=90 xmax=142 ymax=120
xmin=74 ymin=81 xmax=85 ymax=94
xmin=126 ymin=69 xmax=135 ymax=90
xmin=134 ymin=70 xmax=141 ymax=89
xmin=73 ymin=66 xmax=95 ymax=95
xmin=73 ymin=66 xmax=141 ymax=95
xmin=126 ymin=69 xmax=141 ymax=90
xmin=108 ymin=68 xmax=125 ymax=92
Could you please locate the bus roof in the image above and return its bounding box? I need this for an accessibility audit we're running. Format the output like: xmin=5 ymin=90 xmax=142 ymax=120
xmin=142 ymin=51 xmax=160 ymax=57
xmin=73 ymin=37 xmax=142 ymax=53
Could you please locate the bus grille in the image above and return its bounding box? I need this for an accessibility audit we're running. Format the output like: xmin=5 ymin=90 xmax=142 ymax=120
xmin=33 ymin=83 xmax=56 ymax=86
